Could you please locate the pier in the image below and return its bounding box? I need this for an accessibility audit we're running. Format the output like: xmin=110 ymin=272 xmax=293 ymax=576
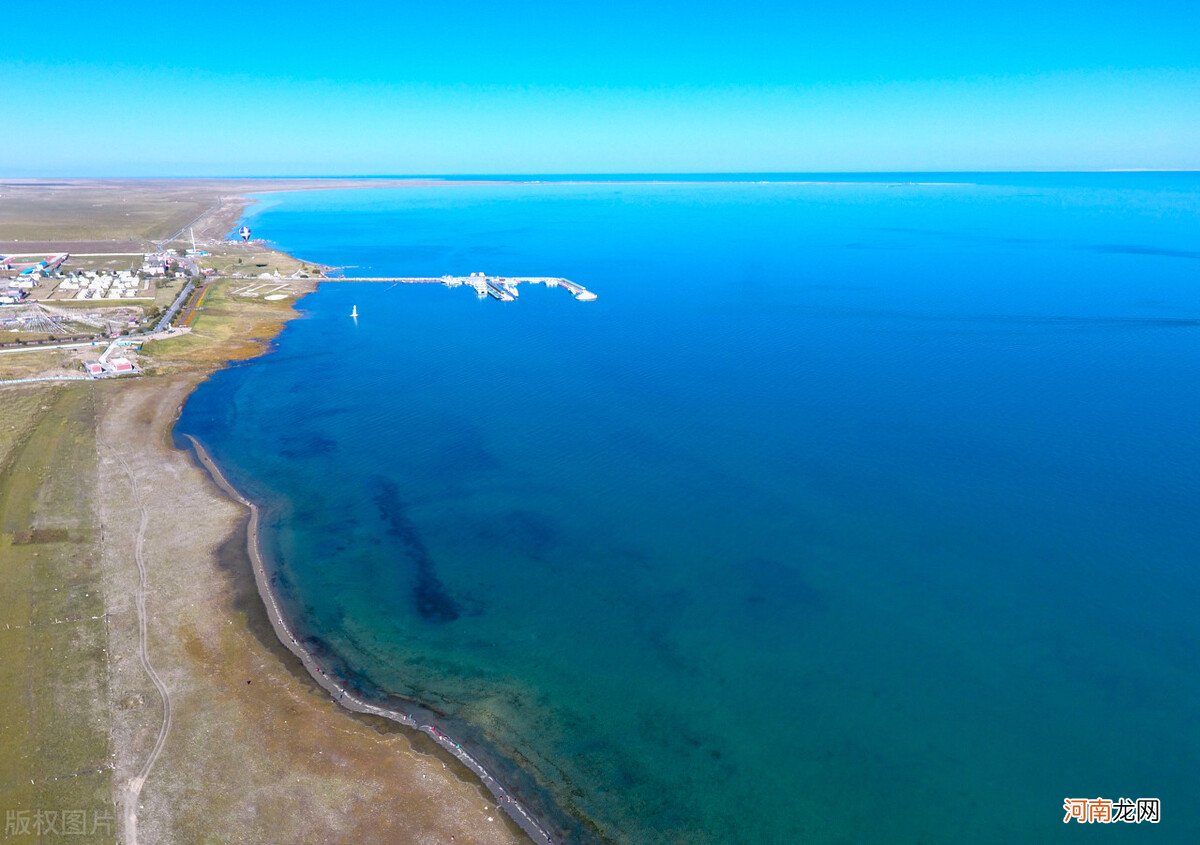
xmin=320 ymin=272 xmax=598 ymax=302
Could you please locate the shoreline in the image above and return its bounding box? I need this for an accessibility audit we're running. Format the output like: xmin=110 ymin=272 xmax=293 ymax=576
xmin=172 ymin=187 xmax=586 ymax=843
xmin=184 ymin=436 xmax=559 ymax=845
xmin=88 ymin=375 xmax=535 ymax=843
xmin=182 ymin=431 xmax=561 ymax=845
xmin=3 ymin=180 xmax=579 ymax=842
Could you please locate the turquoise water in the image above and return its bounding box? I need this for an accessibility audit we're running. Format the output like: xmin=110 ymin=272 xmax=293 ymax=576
xmin=179 ymin=177 xmax=1200 ymax=843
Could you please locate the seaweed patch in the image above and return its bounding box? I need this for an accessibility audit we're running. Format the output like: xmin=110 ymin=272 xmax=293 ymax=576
xmin=371 ymin=477 xmax=461 ymax=623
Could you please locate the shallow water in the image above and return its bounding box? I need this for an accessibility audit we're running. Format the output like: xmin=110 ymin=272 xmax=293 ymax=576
xmin=179 ymin=176 xmax=1200 ymax=842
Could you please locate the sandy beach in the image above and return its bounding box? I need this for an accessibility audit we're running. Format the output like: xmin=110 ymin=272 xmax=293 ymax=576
xmin=93 ymin=374 xmax=529 ymax=844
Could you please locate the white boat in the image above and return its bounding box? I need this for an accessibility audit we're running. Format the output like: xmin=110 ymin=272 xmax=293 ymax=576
xmin=350 ymin=305 xmax=358 ymax=318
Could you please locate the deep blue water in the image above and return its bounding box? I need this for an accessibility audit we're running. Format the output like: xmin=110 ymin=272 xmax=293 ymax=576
xmin=179 ymin=177 xmax=1200 ymax=843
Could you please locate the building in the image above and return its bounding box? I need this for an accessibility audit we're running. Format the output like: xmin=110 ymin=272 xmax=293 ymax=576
xmin=83 ymin=361 xmax=105 ymax=377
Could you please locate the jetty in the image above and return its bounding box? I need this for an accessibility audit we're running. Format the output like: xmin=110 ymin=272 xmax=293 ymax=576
xmin=320 ymin=272 xmax=597 ymax=302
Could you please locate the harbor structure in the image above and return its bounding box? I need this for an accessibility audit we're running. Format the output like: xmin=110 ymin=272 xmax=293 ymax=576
xmin=322 ymin=272 xmax=597 ymax=302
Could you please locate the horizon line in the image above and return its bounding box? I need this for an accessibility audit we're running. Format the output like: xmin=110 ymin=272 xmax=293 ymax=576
xmin=4 ymin=169 xmax=1200 ymax=180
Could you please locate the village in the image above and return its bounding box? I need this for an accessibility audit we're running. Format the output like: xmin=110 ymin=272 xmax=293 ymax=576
xmin=0 ymin=250 xmax=199 ymax=378
xmin=0 ymin=249 xmax=207 ymax=306
xmin=0 ymin=221 xmax=319 ymax=384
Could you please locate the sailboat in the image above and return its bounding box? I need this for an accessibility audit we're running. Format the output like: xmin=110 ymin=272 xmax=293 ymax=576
xmin=350 ymin=305 xmax=358 ymax=319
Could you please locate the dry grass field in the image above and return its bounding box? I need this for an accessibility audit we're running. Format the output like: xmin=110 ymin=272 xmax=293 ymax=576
xmin=0 ymin=348 xmax=93 ymax=381
xmin=0 ymin=180 xmax=213 ymax=244
xmin=0 ymin=386 xmax=114 ymax=844
xmin=0 ymin=178 xmax=443 ymax=249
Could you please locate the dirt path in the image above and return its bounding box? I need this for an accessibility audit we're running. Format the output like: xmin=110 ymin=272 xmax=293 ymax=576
xmin=103 ymin=441 xmax=172 ymax=845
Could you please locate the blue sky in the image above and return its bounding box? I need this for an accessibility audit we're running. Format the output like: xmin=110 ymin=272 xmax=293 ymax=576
xmin=3 ymin=0 xmax=1198 ymax=174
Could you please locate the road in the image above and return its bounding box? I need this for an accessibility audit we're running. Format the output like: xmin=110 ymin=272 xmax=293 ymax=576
xmin=0 ymin=340 xmax=103 ymax=356
xmin=154 ymin=281 xmax=197 ymax=333
xmin=0 ymin=251 xmax=145 ymax=258
xmin=0 ymin=374 xmax=93 ymax=386
xmin=155 ymin=197 xmax=225 ymax=251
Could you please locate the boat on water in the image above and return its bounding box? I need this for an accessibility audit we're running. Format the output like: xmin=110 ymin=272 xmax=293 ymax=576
xmin=350 ymin=305 xmax=358 ymax=318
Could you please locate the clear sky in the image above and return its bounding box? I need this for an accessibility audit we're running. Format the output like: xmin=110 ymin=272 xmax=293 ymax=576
xmin=4 ymin=0 xmax=1198 ymax=174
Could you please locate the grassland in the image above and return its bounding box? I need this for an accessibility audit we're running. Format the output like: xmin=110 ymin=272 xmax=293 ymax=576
xmin=0 ymin=385 xmax=114 ymax=844
xmin=0 ymin=181 xmax=212 ymax=244
xmin=139 ymin=279 xmax=314 ymax=371
xmin=0 ymin=348 xmax=96 ymax=381
xmin=199 ymin=242 xmax=315 ymax=278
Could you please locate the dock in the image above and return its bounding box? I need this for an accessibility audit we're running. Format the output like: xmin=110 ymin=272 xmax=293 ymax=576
xmin=319 ymin=272 xmax=598 ymax=302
